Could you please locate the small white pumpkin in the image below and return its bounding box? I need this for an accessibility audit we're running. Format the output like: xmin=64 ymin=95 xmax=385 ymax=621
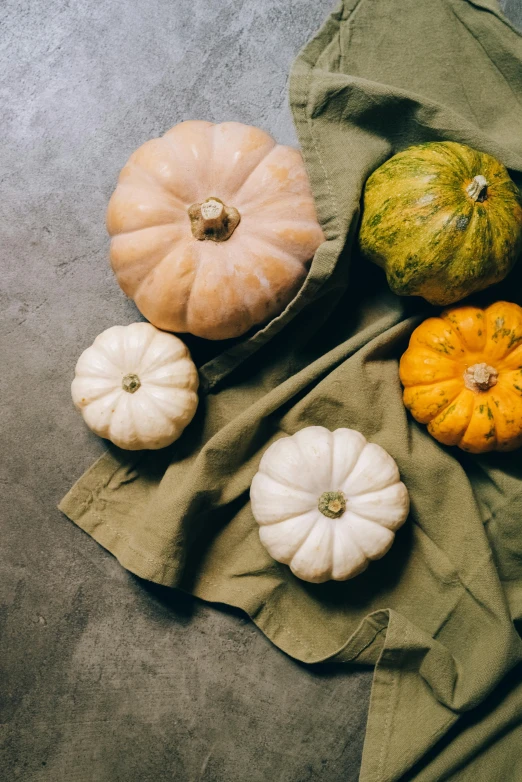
xmin=250 ymin=426 xmax=409 ymax=583
xmin=71 ymin=323 xmax=199 ymax=450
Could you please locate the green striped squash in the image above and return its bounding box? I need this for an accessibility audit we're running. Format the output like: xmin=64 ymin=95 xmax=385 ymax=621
xmin=359 ymin=142 xmax=522 ymax=305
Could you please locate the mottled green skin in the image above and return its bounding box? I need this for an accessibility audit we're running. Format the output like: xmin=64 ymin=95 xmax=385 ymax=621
xmin=359 ymin=142 xmax=522 ymax=305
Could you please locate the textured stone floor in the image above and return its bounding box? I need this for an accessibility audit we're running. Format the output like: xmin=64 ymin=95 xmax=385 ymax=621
xmin=1 ymin=1 xmax=520 ymax=781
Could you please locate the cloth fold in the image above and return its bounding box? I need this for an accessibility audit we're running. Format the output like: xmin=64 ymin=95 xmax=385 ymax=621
xmin=60 ymin=1 xmax=522 ymax=778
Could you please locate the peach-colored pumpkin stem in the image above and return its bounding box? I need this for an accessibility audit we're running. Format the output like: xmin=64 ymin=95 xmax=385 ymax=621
xmin=188 ymin=196 xmax=241 ymax=242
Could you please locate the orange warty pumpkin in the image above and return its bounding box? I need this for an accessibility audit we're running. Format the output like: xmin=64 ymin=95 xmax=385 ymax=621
xmin=399 ymin=302 xmax=522 ymax=453
xmin=107 ymin=121 xmax=325 ymax=340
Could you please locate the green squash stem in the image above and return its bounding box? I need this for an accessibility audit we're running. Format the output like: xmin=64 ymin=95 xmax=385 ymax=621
xmin=466 ymin=175 xmax=488 ymax=202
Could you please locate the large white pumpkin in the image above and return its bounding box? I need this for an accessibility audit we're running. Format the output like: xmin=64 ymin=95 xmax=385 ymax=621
xmin=71 ymin=323 xmax=199 ymax=450
xmin=250 ymin=426 xmax=409 ymax=583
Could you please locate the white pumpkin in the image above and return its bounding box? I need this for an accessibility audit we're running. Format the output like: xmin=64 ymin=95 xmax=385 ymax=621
xmin=250 ymin=426 xmax=409 ymax=583
xmin=71 ymin=323 xmax=199 ymax=450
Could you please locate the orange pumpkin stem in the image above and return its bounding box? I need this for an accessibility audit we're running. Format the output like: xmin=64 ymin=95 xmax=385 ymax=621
xmin=188 ymin=197 xmax=241 ymax=242
xmin=463 ymin=362 xmax=498 ymax=392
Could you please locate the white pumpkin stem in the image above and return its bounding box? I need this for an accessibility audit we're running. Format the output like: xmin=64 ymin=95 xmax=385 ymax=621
xmin=466 ymin=175 xmax=488 ymax=202
xmin=188 ymin=197 xmax=241 ymax=242
xmin=122 ymin=373 xmax=141 ymax=393
xmin=463 ymin=363 xmax=498 ymax=392
xmin=318 ymin=491 xmax=346 ymax=519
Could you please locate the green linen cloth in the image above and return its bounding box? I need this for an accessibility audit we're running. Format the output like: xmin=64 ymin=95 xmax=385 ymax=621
xmin=60 ymin=0 xmax=522 ymax=778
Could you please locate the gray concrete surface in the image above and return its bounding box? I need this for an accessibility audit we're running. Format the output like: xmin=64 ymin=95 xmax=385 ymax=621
xmin=502 ymin=0 xmax=522 ymax=28
xmin=2 ymin=1 xmax=520 ymax=781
